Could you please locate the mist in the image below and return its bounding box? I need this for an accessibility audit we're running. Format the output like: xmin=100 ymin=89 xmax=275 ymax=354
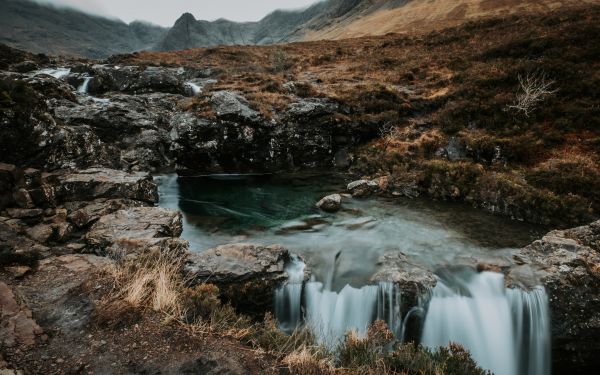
xmin=33 ymin=0 xmax=319 ymax=26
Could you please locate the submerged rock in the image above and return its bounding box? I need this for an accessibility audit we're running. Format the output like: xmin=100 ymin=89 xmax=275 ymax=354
xmin=316 ymin=194 xmax=342 ymax=212
xmin=185 ymin=243 xmax=297 ymax=315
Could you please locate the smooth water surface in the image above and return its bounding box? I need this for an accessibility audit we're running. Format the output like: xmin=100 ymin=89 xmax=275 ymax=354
xmin=156 ymin=174 xmax=544 ymax=289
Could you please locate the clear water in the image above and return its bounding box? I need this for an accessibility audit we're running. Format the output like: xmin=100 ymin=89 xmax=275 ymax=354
xmin=156 ymin=174 xmax=544 ymax=289
xmin=156 ymin=173 xmax=551 ymax=375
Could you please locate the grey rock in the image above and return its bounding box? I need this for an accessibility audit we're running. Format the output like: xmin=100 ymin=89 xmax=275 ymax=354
xmin=66 ymin=198 xmax=149 ymax=228
xmin=316 ymin=194 xmax=342 ymax=213
xmin=371 ymin=252 xmax=437 ymax=315
xmin=51 ymin=168 xmax=158 ymax=204
xmin=25 ymin=224 xmax=53 ymax=243
xmin=347 ymin=179 xmax=379 ymax=197
xmin=210 ymin=91 xmax=260 ymax=122
xmin=185 ymin=243 xmax=294 ymax=315
xmin=9 ymin=60 xmax=39 ymax=73
xmin=509 ymin=220 xmax=600 ymax=373
xmin=85 ymin=207 xmax=183 ymax=251
xmin=285 ymin=98 xmax=338 ymax=119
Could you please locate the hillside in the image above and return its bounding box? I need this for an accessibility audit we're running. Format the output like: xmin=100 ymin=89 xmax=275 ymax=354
xmin=0 ymin=0 xmax=167 ymax=58
xmin=114 ymin=4 xmax=600 ymax=227
xmin=299 ymin=0 xmax=600 ymax=40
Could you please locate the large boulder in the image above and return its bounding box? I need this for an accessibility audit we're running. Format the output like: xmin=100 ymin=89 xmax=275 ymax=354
xmin=184 ymin=243 xmax=293 ymax=315
xmin=85 ymin=207 xmax=186 ymax=258
xmin=510 ymin=220 xmax=600 ymax=373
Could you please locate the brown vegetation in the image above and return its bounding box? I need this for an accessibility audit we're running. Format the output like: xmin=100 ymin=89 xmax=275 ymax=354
xmin=95 ymin=250 xmax=488 ymax=374
xmin=110 ymin=4 xmax=600 ymax=226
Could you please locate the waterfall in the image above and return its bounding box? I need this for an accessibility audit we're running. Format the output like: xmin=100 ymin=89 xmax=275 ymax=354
xmin=274 ymin=256 xmax=402 ymax=347
xmin=78 ymin=77 xmax=92 ymax=94
xmin=35 ymin=68 xmax=71 ymax=79
xmin=421 ymin=272 xmax=550 ymax=375
xmin=184 ymin=81 xmax=202 ymax=95
xmin=274 ymin=254 xmax=305 ymax=332
xmin=507 ymin=287 xmax=551 ymax=375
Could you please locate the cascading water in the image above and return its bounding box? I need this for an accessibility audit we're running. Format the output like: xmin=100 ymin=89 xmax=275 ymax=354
xmin=274 ymin=255 xmax=305 ymax=331
xmin=421 ymin=271 xmax=550 ymax=375
xmin=35 ymin=67 xmax=71 ymax=79
xmin=507 ymin=286 xmax=551 ymax=375
xmin=78 ymin=76 xmax=92 ymax=94
xmin=275 ymin=256 xmax=402 ymax=347
xmin=184 ymin=81 xmax=202 ymax=95
xmin=155 ymin=175 xmax=551 ymax=371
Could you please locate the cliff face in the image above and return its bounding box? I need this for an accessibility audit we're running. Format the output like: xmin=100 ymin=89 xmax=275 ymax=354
xmin=0 ymin=0 xmax=167 ymax=58
xmin=155 ymin=2 xmax=329 ymax=51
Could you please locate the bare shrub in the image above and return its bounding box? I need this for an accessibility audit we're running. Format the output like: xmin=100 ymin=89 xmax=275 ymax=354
xmin=270 ymin=48 xmax=292 ymax=73
xmin=506 ymin=71 xmax=558 ymax=117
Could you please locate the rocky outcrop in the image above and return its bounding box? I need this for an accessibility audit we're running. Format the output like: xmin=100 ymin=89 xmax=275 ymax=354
xmin=86 ymin=65 xmax=189 ymax=95
xmin=85 ymin=207 xmax=186 ymax=259
xmin=171 ymin=94 xmax=366 ymax=173
xmin=51 ymin=168 xmax=158 ymax=204
xmin=509 ymin=221 xmax=600 ymax=373
xmin=0 ymin=166 xmax=163 ymax=266
xmin=184 ymin=243 xmax=293 ymax=315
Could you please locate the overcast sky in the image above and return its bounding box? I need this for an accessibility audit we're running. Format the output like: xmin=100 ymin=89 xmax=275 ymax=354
xmin=35 ymin=0 xmax=320 ymax=26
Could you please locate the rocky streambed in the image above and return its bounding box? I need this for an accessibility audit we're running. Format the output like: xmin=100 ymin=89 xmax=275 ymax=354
xmin=0 ymin=56 xmax=598 ymax=374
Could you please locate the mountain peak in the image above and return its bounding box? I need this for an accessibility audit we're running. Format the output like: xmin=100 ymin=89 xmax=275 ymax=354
xmin=176 ymin=12 xmax=196 ymax=23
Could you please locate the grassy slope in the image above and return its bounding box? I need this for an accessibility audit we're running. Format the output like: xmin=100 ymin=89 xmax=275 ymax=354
xmin=301 ymin=0 xmax=600 ymax=41
xmin=114 ymin=4 xmax=599 ymax=226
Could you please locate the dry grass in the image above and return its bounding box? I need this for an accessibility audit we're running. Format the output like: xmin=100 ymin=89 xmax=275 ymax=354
xmin=282 ymin=346 xmax=338 ymax=375
xmin=105 ymin=249 xmax=186 ymax=314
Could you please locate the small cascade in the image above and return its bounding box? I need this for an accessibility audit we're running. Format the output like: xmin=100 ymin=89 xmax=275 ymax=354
xmin=304 ymin=281 xmax=380 ymax=346
xmin=274 ymin=256 xmax=402 ymax=347
xmin=78 ymin=76 xmax=92 ymax=94
xmin=421 ymin=272 xmax=550 ymax=375
xmin=274 ymin=254 xmax=305 ymax=332
xmin=184 ymin=81 xmax=202 ymax=95
xmin=35 ymin=68 xmax=71 ymax=79
xmin=507 ymin=287 xmax=551 ymax=375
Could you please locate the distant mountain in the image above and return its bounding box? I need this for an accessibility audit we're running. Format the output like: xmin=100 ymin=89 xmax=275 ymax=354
xmin=1 ymin=0 xmax=596 ymax=58
xmin=155 ymin=2 xmax=329 ymax=51
xmin=0 ymin=0 xmax=167 ymax=58
xmin=155 ymin=0 xmax=596 ymax=51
